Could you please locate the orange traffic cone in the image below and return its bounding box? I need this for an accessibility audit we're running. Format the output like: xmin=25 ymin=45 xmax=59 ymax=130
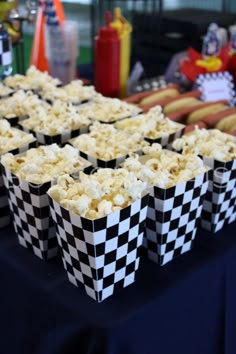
xmin=30 ymin=6 xmax=49 ymax=72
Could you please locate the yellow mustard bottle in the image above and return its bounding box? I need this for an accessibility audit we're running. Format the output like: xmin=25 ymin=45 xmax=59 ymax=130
xmin=0 ymin=0 xmax=19 ymax=44
xmin=111 ymin=7 xmax=132 ymax=98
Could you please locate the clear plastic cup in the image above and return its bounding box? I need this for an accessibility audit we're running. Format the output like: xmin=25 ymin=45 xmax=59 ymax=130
xmin=45 ymin=20 xmax=79 ymax=84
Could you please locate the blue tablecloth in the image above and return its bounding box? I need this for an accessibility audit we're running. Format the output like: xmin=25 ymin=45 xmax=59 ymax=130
xmin=0 ymin=222 xmax=236 ymax=354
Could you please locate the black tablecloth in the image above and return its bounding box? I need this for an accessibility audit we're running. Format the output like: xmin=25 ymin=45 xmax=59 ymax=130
xmin=0 ymin=222 xmax=236 ymax=354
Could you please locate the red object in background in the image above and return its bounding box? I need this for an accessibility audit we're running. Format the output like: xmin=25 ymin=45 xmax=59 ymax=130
xmin=30 ymin=6 xmax=49 ymax=72
xmin=228 ymin=54 xmax=236 ymax=84
xmin=95 ymin=11 xmax=120 ymax=97
xmin=180 ymin=46 xmax=231 ymax=83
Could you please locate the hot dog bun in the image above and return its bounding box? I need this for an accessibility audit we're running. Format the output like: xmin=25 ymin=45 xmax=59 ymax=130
xmin=142 ymin=90 xmax=201 ymax=113
xmin=167 ymin=101 xmax=217 ymax=122
xmin=203 ymin=107 xmax=236 ymax=128
xmin=139 ymin=86 xmax=179 ymax=107
xmin=123 ymin=84 xmax=180 ymax=104
xmin=216 ymin=113 xmax=236 ymax=131
xmin=187 ymin=102 xmax=228 ymax=124
xmin=164 ymin=97 xmax=200 ymax=115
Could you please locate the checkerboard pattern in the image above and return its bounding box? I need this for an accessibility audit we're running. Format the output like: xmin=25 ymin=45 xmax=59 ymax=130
xmin=144 ymin=171 xmax=209 ymax=265
xmin=200 ymin=157 xmax=236 ymax=233
xmin=144 ymin=126 xmax=185 ymax=149
xmin=0 ymin=174 xmax=10 ymax=228
xmin=0 ymin=34 xmax=12 ymax=68
xmin=6 ymin=115 xmax=29 ymax=127
xmin=74 ymin=148 xmax=144 ymax=169
xmin=196 ymin=72 xmax=236 ymax=106
xmin=0 ymin=140 xmax=36 ymax=228
xmin=2 ymin=165 xmax=58 ymax=260
xmin=21 ymin=125 xmax=89 ymax=145
xmin=48 ymin=193 xmax=149 ymax=302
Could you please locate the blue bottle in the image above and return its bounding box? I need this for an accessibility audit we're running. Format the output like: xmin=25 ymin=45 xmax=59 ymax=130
xmin=0 ymin=22 xmax=13 ymax=80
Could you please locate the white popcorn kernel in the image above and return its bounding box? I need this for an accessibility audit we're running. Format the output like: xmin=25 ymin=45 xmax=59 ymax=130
xmin=74 ymin=195 xmax=91 ymax=217
xmin=173 ymin=128 xmax=236 ymax=162
xmin=172 ymin=138 xmax=185 ymax=151
xmin=113 ymin=194 xmax=125 ymax=206
xmin=98 ymin=200 xmax=113 ymax=217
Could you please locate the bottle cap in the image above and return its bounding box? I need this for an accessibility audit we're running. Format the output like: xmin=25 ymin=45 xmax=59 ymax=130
xmin=99 ymin=11 xmax=119 ymax=40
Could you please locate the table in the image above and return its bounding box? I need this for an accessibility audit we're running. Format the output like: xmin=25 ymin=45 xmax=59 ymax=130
xmin=0 ymin=222 xmax=236 ymax=354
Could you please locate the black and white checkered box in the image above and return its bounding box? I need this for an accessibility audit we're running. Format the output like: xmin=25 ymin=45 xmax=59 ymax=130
xmin=144 ymin=171 xmax=209 ymax=265
xmin=48 ymin=193 xmax=149 ymax=302
xmin=2 ymin=167 xmax=58 ymax=260
xmin=0 ymin=32 xmax=12 ymax=68
xmin=20 ymin=125 xmax=89 ymax=145
xmin=69 ymin=139 xmax=144 ymax=169
xmin=4 ymin=115 xmax=29 ymax=127
xmin=1 ymin=154 xmax=92 ymax=259
xmin=144 ymin=125 xmax=185 ymax=149
xmin=200 ymin=157 xmax=236 ymax=233
xmin=0 ymin=139 xmax=37 ymax=228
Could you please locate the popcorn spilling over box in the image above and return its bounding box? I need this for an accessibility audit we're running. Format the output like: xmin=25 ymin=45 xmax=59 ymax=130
xmin=69 ymin=122 xmax=149 ymax=168
xmin=115 ymin=106 xmax=185 ymax=148
xmin=0 ymin=90 xmax=49 ymax=127
xmin=122 ymin=144 xmax=209 ymax=265
xmin=77 ymin=94 xmax=142 ymax=124
xmin=20 ymin=100 xmax=91 ymax=145
xmin=39 ymin=80 xmax=98 ymax=105
xmin=0 ymin=83 xmax=14 ymax=99
xmin=173 ymin=128 xmax=236 ymax=233
xmin=47 ymin=169 xmax=149 ymax=302
xmin=1 ymin=144 xmax=92 ymax=260
xmin=0 ymin=119 xmax=36 ymax=228
xmin=4 ymin=66 xmax=61 ymax=92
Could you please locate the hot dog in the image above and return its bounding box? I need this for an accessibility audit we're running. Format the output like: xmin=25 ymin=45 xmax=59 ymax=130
xmin=216 ymin=113 xmax=236 ymax=131
xmin=123 ymin=84 xmax=180 ymax=104
xmin=186 ymin=101 xmax=229 ymax=124
xmin=167 ymin=101 xmax=221 ymax=122
xmin=184 ymin=121 xmax=207 ymax=134
xmin=203 ymin=107 xmax=236 ymax=128
xmin=142 ymin=90 xmax=202 ymax=114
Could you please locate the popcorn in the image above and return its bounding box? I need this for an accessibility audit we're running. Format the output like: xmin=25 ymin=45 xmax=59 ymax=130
xmin=39 ymin=80 xmax=97 ymax=105
xmin=70 ymin=122 xmax=148 ymax=160
xmin=1 ymin=144 xmax=88 ymax=184
xmin=122 ymin=143 xmax=208 ymax=188
xmin=48 ymin=169 xmax=147 ymax=219
xmin=4 ymin=66 xmax=61 ymax=91
xmin=0 ymin=83 xmax=14 ymax=98
xmin=115 ymin=106 xmax=184 ymax=138
xmin=20 ymin=100 xmax=91 ymax=136
xmin=0 ymin=119 xmax=35 ymax=154
xmin=0 ymin=90 xmax=49 ymax=119
xmin=173 ymin=127 xmax=236 ymax=162
xmin=77 ymin=94 xmax=142 ymax=123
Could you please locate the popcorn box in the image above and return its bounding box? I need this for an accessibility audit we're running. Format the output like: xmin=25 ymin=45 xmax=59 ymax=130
xmin=3 ymin=115 xmax=28 ymax=127
xmin=0 ymin=140 xmax=37 ymax=228
xmin=144 ymin=124 xmax=185 ymax=149
xmin=93 ymin=110 xmax=143 ymax=125
xmin=48 ymin=192 xmax=149 ymax=302
xmin=1 ymin=156 xmax=92 ymax=259
xmin=73 ymin=148 xmax=144 ymax=169
xmin=200 ymin=157 xmax=236 ymax=233
xmin=20 ymin=125 xmax=89 ymax=145
xmin=144 ymin=170 xmax=209 ymax=265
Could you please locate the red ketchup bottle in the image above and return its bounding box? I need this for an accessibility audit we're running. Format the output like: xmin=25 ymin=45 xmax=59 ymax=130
xmin=95 ymin=11 xmax=120 ymax=97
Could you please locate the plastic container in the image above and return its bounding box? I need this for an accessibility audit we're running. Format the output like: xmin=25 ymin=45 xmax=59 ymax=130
xmin=95 ymin=11 xmax=120 ymax=98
